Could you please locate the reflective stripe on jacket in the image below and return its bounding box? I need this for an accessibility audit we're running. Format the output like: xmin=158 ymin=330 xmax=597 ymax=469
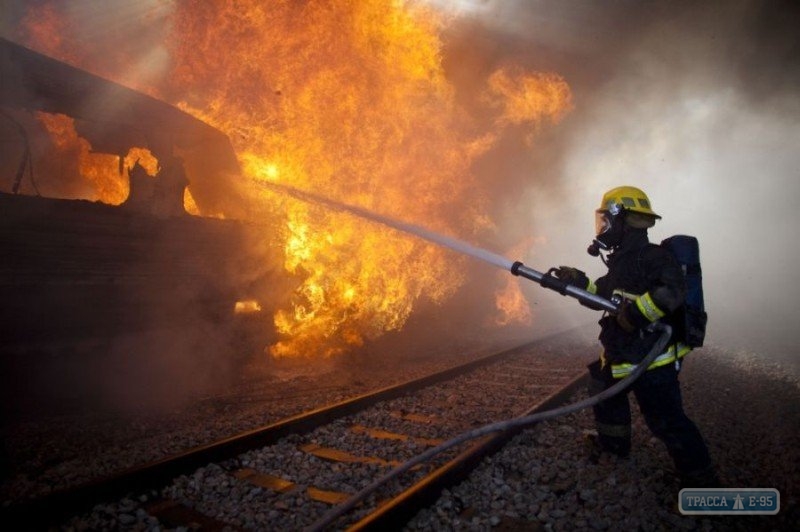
xmin=595 ymin=230 xmax=687 ymax=368
xmin=603 ymin=343 xmax=692 ymax=379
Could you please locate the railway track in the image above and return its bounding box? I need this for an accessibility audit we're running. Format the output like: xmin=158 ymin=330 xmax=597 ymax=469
xmin=4 ymin=337 xmax=589 ymax=530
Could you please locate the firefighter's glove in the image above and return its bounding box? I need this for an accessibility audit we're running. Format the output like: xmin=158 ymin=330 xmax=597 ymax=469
xmin=615 ymin=299 xmax=638 ymax=333
xmin=554 ymin=267 xmax=590 ymax=290
xmin=615 ymin=298 xmax=656 ymax=333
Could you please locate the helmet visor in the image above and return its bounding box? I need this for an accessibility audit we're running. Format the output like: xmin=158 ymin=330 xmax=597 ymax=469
xmin=595 ymin=210 xmax=611 ymax=236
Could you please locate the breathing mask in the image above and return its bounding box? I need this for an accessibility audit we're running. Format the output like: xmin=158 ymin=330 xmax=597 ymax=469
xmin=587 ymin=202 xmax=625 ymax=256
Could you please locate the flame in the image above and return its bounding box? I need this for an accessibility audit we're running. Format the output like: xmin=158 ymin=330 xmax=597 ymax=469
xmin=36 ymin=112 xmax=159 ymax=204
xmin=493 ymin=276 xmax=533 ymax=327
xmin=183 ymin=188 xmax=201 ymax=215
xmin=490 ymin=237 xmax=541 ymax=327
xmin=487 ymin=66 xmax=573 ymax=127
xmin=164 ymin=0 xmax=490 ymax=358
xmin=235 ymin=300 xmax=262 ymax=314
xmin=126 ymin=147 xmax=159 ymax=177
xmin=20 ymin=1 xmax=573 ymax=358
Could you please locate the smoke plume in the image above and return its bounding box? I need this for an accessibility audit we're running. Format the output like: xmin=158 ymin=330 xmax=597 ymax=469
xmin=446 ymin=0 xmax=800 ymax=368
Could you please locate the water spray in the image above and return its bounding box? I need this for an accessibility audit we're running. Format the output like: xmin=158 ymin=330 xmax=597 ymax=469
xmin=259 ymin=181 xmax=619 ymax=313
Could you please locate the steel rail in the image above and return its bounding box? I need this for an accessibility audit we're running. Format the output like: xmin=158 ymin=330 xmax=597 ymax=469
xmin=310 ymin=322 xmax=671 ymax=531
xmin=349 ymin=371 xmax=589 ymax=531
xmin=1 ymin=331 xmax=578 ymax=529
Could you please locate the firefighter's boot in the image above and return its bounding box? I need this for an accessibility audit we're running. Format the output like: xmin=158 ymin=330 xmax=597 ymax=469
xmin=583 ymin=430 xmax=629 ymax=464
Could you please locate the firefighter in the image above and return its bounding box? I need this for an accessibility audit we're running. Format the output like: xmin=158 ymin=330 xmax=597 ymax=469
xmin=555 ymin=185 xmax=718 ymax=488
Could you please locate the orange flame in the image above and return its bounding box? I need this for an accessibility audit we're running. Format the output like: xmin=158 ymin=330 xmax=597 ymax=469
xmin=490 ymin=236 xmax=543 ymax=327
xmin=20 ymin=1 xmax=573 ymax=358
xmin=493 ymin=277 xmax=533 ymax=327
xmin=488 ymin=66 xmax=573 ymax=127
xmin=36 ymin=112 xmax=159 ymax=204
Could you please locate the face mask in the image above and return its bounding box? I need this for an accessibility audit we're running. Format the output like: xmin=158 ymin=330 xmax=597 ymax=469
xmin=595 ymin=210 xmax=611 ymax=236
xmin=594 ymin=204 xmax=625 ymax=250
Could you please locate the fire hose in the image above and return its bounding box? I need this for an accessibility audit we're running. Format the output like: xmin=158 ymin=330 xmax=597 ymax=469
xmin=257 ymin=184 xmax=673 ymax=530
xmin=308 ymin=266 xmax=673 ymax=531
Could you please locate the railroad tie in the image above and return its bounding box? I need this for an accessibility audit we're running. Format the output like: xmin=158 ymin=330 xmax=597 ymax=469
xmin=145 ymin=498 xmax=237 ymax=531
xmin=349 ymin=424 xmax=445 ymax=447
xmin=299 ymin=442 xmax=403 ymax=467
xmin=232 ymin=468 xmax=352 ymax=505
xmin=389 ymin=410 xmax=440 ymax=424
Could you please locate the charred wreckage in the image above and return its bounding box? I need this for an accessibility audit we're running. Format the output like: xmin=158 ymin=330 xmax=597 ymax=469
xmin=0 ymin=38 xmax=278 ymax=352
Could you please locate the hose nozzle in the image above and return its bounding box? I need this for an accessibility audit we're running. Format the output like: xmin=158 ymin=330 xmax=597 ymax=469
xmin=509 ymin=260 xmax=618 ymax=313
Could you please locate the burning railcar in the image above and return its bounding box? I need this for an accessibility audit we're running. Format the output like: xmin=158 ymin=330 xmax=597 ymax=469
xmin=0 ymin=38 xmax=281 ymax=349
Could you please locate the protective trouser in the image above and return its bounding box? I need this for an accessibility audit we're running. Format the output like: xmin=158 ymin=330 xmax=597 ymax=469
xmin=587 ymin=359 xmax=714 ymax=479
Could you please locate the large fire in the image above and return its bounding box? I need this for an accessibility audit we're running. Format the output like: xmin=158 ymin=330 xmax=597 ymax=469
xmin=17 ymin=1 xmax=572 ymax=358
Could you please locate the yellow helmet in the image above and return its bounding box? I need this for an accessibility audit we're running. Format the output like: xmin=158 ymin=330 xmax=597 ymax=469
xmin=598 ymin=186 xmax=660 ymax=218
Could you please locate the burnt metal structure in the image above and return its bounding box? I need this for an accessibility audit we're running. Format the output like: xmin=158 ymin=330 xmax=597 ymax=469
xmin=0 ymin=191 xmax=252 ymax=344
xmin=0 ymin=39 xmax=286 ymax=428
xmin=0 ymin=37 xmax=242 ymax=215
xmin=0 ymin=38 xmax=280 ymax=347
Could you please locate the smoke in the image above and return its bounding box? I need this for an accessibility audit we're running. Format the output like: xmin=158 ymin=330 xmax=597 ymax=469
xmin=449 ymin=0 xmax=800 ymax=367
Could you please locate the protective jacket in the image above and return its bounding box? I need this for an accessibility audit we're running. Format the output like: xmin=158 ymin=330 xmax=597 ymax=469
xmin=592 ymin=228 xmax=689 ymax=377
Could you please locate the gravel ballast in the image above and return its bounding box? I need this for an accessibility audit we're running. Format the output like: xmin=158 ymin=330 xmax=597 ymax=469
xmin=407 ymin=345 xmax=799 ymax=531
xmin=2 ymin=337 xmax=797 ymax=531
